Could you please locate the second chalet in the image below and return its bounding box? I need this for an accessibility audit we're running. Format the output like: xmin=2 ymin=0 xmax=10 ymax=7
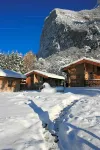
xmin=25 ymin=70 xmax=65 ymax=90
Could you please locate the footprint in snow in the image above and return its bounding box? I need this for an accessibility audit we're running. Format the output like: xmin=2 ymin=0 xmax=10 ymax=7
xmin=96 ymin=116 xmax=100 ymax=124
xmin=69 ymin=114 xmax=73 ymax=118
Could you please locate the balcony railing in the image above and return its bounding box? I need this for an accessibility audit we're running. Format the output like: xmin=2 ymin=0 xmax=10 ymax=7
xmin=85 ymin=79 xmax=100 ymax=87
xmin=69 ymin=79 xmax=100 ymax=87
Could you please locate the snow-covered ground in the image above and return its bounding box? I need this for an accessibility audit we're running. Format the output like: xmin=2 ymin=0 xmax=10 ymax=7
xmin=0 ymin=88 xmax=100 ymax=150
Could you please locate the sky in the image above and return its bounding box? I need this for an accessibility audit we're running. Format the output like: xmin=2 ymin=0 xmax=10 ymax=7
xmin=0 ymin=0 xmax=97 ymax=54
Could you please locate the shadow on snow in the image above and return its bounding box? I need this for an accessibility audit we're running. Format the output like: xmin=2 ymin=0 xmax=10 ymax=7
xmin=26 ymin=100 xmax=54 ymax=133
xmin=26 ymin=98 xmax=100 ymax=150
xmin=64 ymin=87 xmax=100 ymax=97
xmin=57 ymin=100 xmax=100 ymax=150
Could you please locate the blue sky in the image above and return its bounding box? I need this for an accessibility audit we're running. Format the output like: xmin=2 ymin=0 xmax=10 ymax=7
xmin=0 ymin=0 xmax=97 ymax=54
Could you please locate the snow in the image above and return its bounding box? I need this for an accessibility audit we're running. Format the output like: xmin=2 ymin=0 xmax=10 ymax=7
xmin=0 ymin=68 xmax=26 ymax=79
xmin=56 ymin=86 xmax=64 ymax=92
xmin=41 ymin=82 xmax=57 ymax=93
xmin=41 ymin=83 xmax=64 ymax=93
xmin=0 ymin=88 xmax=100 ymax=150
xmin=62 ymin=57 xmax=100 ymax=70
xmin=25 ymin=70 xmax=65 ymax=80
xmin=58 ymin=88 xmax=100 ymax=150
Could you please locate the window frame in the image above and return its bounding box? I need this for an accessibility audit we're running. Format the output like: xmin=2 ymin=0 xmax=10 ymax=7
xmin=8 ymin=79 xmax=13 ymax=87
xmin=97 ymin=66 xmax=100 ymax=73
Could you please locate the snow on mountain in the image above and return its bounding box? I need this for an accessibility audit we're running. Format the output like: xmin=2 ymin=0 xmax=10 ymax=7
xmin=38 ymin=6 xmax=100 ymax=58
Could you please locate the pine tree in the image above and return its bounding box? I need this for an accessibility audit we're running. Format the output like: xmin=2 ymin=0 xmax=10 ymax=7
xmin=0 ymin=51 xmax=25 ymax=73
xmin=7 ymin=51 xmax=25 ymax=73
xmin=0 ymin=52 xmax=6 ymax=69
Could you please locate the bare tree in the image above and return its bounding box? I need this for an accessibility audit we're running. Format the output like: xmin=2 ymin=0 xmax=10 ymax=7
xmin=23 ymin=51 xmax=37 ymax=73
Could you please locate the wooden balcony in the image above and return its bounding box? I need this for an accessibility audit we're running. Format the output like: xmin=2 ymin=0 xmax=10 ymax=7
xmin=69 ymin=79 xmax=84 ymax=87
xmin=69 ymin=79 xmax=100 ymax=87
xmin=85 ymin=79 xmax=100 ymax=87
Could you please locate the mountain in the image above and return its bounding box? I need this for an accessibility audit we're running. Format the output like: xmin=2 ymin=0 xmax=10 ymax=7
xmin=38 ymin=6 xmax=100 ymax=58
xmin=98 ymin=0 xmax=100 ymax=5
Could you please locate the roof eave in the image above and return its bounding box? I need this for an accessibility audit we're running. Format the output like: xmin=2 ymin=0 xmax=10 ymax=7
xmin=25 ymin=71 xmax=48 ymax=78
xmin=62 ymin=58 xmax=100 ymax=71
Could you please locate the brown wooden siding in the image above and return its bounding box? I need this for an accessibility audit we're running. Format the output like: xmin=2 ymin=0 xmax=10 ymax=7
xmin=0 ymin=77 xmax=21 ymax=92
xmin=26 ymin=76 xmax=31 ymax=88
xmin=66 ymin=63 xmax=100 ymax=87
xmin=26 ymin=74 xmax=43 ymax=89
xmin=67 ymin=64 xmax=84 ymax=87
xmin=85 ymin=63 xmax=100 ymax=80
xmin=26 ymin=73 xmax=63 ymax=90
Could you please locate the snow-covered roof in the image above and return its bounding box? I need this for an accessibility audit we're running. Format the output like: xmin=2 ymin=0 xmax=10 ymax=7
xmin=62 ymin=57 xmax=100 ymax=70
xmin=0 ymin=69 xmax=26 ymax=79
xmin=25 ymin=70 xmax=65 ymax=80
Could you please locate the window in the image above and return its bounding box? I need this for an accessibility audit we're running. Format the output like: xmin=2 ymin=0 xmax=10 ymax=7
xmin=8 ymin=79 xmax=13 ymax=87
xmin=97 ymin=67 xmax=100 ymax=72
xmin=39 ymin=76 xmax=43 ymax=83
xmin=89 ymin=72 xmax=93 ymax=79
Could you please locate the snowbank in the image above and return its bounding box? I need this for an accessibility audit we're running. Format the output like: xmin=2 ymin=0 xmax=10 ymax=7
xmin=41 ymin=83 xmax=57 ymax=93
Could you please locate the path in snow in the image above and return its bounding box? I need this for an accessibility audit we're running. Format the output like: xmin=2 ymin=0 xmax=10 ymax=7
xmin=56 ymin=88 xmax=100 ymax=150
xmin=0 ymin=91 xmax=80 ymax=150
xmin=0 ymin=88 xmax=100 ymax=150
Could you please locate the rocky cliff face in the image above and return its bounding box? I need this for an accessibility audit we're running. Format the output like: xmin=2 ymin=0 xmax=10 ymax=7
xmin=38 ymin=6 xmax=100 ymax=58
xmin=98 ymin=0 xmax=100 ymax=5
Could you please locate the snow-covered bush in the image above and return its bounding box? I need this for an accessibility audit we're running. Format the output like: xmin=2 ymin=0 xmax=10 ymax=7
xmin=41 ymin=83 xmax=57 ymax=93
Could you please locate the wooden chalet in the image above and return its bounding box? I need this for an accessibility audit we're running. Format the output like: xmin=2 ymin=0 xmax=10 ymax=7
xmin=62 ymin=57 xmax=100 ymax=87
xmin=25 ymin=70 xmax=65 ymax=90
xmin=0 ymin=69 xmax=26 ymax=92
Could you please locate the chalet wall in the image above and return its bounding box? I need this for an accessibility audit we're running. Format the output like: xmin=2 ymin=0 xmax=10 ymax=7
xmin=67 ymin=64 xmax=84 ymax=87
xmin=26 ymin=73 xmax=44 ymax=90
xmin=34 ymin=74 xmax=42 ymax=83
xmin=85 ymin=63 xmax=100 ymax=80
xmin=45 ymin=78 xmax=56 ymax=86
xmin=26 ymin=76 xmax=31 ymax=88
xmin=0 ymin=77 xmax=21 ymax=92
xmin=66 ymin=62 xmax=100 ymax=87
